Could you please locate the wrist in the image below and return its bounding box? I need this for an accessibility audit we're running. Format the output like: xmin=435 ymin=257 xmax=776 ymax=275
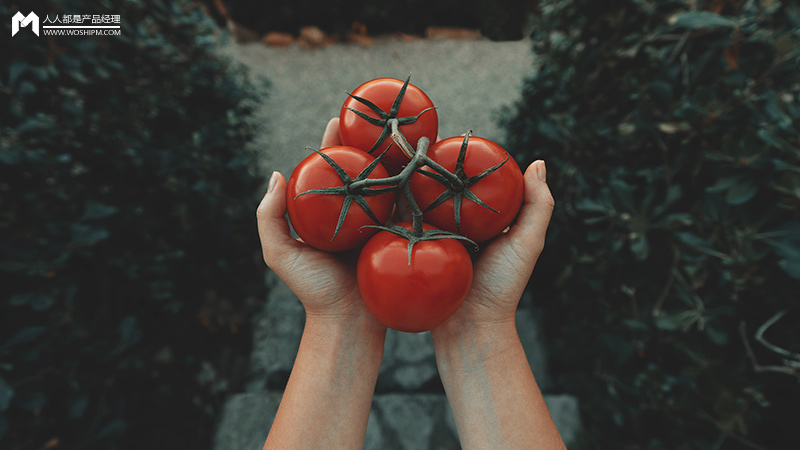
xmin=431 ymin=318 xmax=519 ymax=369
xmin=267 ymin=300 xmax=386 ymax=449
xmin=304 ymin=308 xmax=387 ymax=353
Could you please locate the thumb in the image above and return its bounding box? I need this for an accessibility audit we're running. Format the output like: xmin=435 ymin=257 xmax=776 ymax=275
xmin=504 ymin=160 xmax=555 ymax=262
xmin=256 ymin=171 xmax=301 ymax=267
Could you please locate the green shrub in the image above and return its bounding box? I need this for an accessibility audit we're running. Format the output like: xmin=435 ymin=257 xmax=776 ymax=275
xmin=1 ymin=0 xmax=266 ymax=448
xmin=503 ymin=0 xmax=800 ymax=448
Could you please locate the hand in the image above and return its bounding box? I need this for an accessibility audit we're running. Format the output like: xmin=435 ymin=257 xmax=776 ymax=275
xmin=255 ymin=119 xmax=383 ymax=328
xmin=433 ymin=160 xmax=555 ymax=333
xmin=428 ymin=161 xmax=564 ymax=450
xmin=257 ymin=119 xmax=388 ymax=449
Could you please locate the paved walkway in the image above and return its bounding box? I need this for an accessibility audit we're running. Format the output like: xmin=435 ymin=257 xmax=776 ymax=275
xmin=213 ymin=37 xmax=582 ymax=449
xmin=219 ymin=37 xmax=535 ymax=178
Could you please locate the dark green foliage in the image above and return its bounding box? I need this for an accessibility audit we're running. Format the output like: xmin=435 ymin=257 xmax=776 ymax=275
xmin=1 ymin=0 xmax=266 ymax=448
xmin=503 ymin=0 xmax=800 ymax=448
xmin=208 ymin=0 xmax=531 ymax=41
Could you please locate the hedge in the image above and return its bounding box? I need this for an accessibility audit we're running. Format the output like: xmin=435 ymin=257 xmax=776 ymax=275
xmin=503 ymin=0 xmax=800 ymax=448
xmin=1 ymin=0 xmax=266 ymax=448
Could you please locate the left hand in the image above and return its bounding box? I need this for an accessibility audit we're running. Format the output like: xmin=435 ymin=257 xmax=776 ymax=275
xmin=256 ymin=119 xmax=384 ymax=328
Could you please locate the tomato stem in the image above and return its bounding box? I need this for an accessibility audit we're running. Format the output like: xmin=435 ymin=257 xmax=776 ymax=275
xmin=403 ymin=184 xmax=424 ymax=236
xmin=298 ymin=80 xmax=488 ymax=249
xmin=391 ymin=118 xmax=416 ymax=160
xmin=344 ymin=74 xmax=437 ymax=156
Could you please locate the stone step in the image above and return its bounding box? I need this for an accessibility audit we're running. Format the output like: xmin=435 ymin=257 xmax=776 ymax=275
xmin=213 ymin=391 xmax=581 ymax=450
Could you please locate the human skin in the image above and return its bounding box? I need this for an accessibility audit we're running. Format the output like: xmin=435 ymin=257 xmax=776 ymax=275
xmin=429 ymin=157 xmax=566 ymax=449
xmin=256 ymin=118 xmax=565 ymax=449
xmin=257 ymin=122 xmax=386 ymax=449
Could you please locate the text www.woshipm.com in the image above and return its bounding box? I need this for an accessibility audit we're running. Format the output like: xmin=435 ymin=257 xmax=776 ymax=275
xmin=43 ymin=29 xmax=121 ymax=36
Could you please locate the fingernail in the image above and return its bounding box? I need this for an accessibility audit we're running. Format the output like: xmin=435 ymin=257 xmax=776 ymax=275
xmin=536 ymin=160 xmax=547 ymax=182
xmin=268 ymin=171 xmax=279 ymax=193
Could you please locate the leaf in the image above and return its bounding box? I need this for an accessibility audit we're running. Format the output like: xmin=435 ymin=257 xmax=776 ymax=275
xmin=575 ymin=198 xmax=613 ymax=214
xmin=623 ymin=319 xmax=650 ymax=331
xmin=668 ymin=11 xmax=738 ymax=30
xmin=655 ymin=311 xmax=696 ymax=331
xmin=30 ymin=293 xmax=54 ymax=311
xmin=13 ymin=115 xmax=56 ymax=134
xmin=0 ymin=376 xmax=14 ymax=413
xmin=0 ymin=147 xmax=22 ymax=165
xmin=118 ymin=316 xmax=141 ymax=349
xmin=601 ymin=334 xmax=635 ymax=365
xmin=537 ymin=120 xmax=563 ymax=141
xmin=658 ymin=122 xmax=690 ymax=134
xmin=16 ymin=81 xmax=36 ymax=96
xmin=778 ymin=256 xmax=800 ymax=281
xmin=662 ymin=213 xmax=693 ymax=227
xmin=8 ymin=292 xmax=51 ymax=310
xmin=67 ymin=393 xmax=89 ymax=420
xmin=3 ymin=326 xmax=46 ymax=348
xmin=705 ymin=326 xmax=728 ymax=345
xmin=654 ymin=185 xmax=683 ymax=216
xmin=82 ymin=201 xmax=119 ymax=221
xmin=655 ymin=314 xmax=683 ymax=331
xmin=16 ymin=391 xmax=46 ymax=411
xmin=94 ymin=419 xmax=127 ymax=440
xmin=725 ymin=180 xmax=757 ymax=205
xmin=609 ymin=179 xmax=636 ymax=211
xmin=8 ymin=293 xmax=30 ymax=306
xmin=8 ymin=60 xmax=28 ymax=84
xmin=630 ymin=234 xmax=650 ymax=261
xmin=757 ymin=128 xmax=791 ymax=151
xmin=706 ymin=176 xmax=740 ymax=193
xmin=763 ymin=93 xmax=794 ymax=132
xmin=649 ymin=81 xmax=674 ymax=105
xmin=70 ymin=224 xmax=110 ymax=246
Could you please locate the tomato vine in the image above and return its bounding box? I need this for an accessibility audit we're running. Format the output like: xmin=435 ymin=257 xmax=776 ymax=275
xmin=286 ymin=74 xmax=525 ymax=332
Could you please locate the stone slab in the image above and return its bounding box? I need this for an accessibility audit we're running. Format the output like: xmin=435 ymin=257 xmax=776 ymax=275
xmin=213 ymin=391 xmax=582 ymax=450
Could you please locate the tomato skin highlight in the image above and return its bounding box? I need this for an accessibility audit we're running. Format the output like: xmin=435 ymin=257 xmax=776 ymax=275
xmin=286 ymin=146 xmax=394 ymax=252
xmin=357 ymin=222 xmax=473 ymax=333
xmin=410 ymin=136 xmax=524 ymax=243
xmin=339 ymin=77 xmax=438 ymax=176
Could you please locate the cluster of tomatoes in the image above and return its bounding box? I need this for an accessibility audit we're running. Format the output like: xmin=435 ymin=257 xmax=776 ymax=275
xmin=286 ymin=75 xmax=524 ymax=333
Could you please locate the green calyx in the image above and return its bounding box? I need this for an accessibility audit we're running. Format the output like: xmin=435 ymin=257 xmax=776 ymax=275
xmin=295 ymin=148 xmax=393 ymax=242
xmin=416 ymin=132 xmax=509 ymax=234
xmin=361 ymin=224 xmax=477 ymax=266
xmin=345 ymin=73 xmax=437 ymax=154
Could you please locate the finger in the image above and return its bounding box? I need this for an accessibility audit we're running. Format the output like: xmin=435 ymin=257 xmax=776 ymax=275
xmin=256 ymin=171 xmax=301 ymax=266
xmin=504 ymin=160 xmax=555 ymax=259
xmin=321 ymin=117 xmax=342 ymax=148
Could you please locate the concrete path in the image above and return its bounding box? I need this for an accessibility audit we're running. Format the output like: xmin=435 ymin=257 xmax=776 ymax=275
xmin=219 ymin=37 xmax=535 ymax=178
xmin=213 ymin=36 xmax=583 ymax=449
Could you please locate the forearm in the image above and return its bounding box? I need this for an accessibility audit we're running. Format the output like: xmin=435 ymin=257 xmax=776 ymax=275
xmin=264 ymin=312 xmax=386 ymax=449
xmin=432 ymin=321 xmax=566 ymax=450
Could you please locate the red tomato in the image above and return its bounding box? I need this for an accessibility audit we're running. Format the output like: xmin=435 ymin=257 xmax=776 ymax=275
xmin=286 ymin=146 xmax=394 ymax=252
xmin=357 ymin=222 xmax=473 ymax=333
xmin=339 ymin=77 xmax=438 ymax=176
xmin=409 ymin=136 xmax=524 ymax=243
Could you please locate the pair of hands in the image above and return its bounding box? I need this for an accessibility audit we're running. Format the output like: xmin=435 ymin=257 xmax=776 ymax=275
xmin=256 ymin=118 xmax=555 ymax=336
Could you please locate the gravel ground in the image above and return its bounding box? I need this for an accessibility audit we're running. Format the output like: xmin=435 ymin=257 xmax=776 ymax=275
xmin=219 ymin=37 xmax=536 ymax=181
